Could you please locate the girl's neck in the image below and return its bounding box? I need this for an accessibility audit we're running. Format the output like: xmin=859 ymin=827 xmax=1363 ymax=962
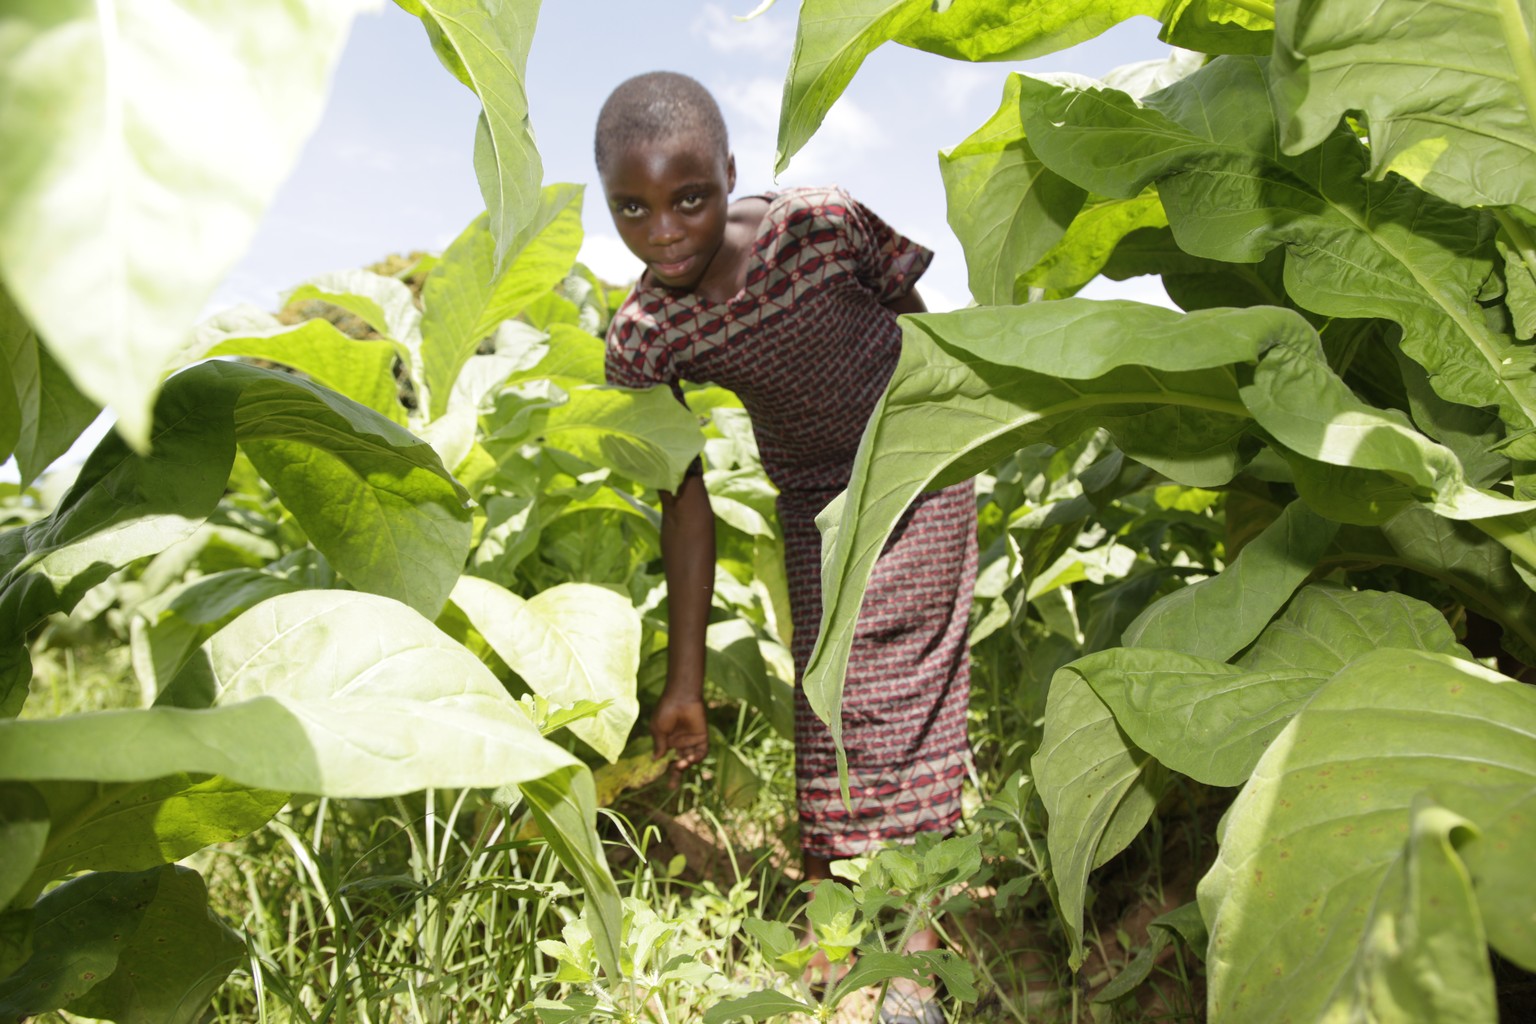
xmin=676 ymin=196 xmax=770 ymax=303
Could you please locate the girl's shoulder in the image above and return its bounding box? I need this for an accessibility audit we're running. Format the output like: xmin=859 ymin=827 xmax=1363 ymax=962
xmin=759 ymin=185 xmax=858 ymax=227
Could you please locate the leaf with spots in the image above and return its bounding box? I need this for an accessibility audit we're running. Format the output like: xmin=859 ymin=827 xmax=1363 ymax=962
xmin=1198 ymin=649 xmax=1536 ymax=1020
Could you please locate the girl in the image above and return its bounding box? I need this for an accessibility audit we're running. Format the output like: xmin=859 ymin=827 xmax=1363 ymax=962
xmin=597 ymin=71 xmax=975 ymax=1023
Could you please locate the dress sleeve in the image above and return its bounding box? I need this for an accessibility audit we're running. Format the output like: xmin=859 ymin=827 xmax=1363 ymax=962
xmin=605 ymin=293 xmax=687 ymax=402
xmin=834 ymin=187 xmax=934 ymax=305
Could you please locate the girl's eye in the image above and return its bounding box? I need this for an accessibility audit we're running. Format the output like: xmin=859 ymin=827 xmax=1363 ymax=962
xmin=679 ymin=194 xmax=704 ymax=212
xmin=618 ymin=203 xmax=645 ymax=219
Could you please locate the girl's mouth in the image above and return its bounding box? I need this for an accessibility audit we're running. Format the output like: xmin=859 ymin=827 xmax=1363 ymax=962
xmin=653 ymin=255 xmax=695 ymax=279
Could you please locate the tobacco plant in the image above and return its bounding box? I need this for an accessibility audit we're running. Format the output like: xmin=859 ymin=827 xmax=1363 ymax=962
xmin=0 ymin=1 xmax=721 ymax=1019
xmin=780 ymin=0 xmax=1536 ymax=1019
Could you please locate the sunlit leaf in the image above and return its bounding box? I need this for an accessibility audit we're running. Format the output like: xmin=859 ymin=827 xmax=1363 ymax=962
xmin=398 ymin=0 xmax=544 ymax=271
xmin=0 ymin=0 xmax=370 ymax=448
xmin=1018 ymin=58 xmax=1536 ymax=459
xmin=192 ymin=306 xmax=406 ymax=424
xmin=420 ymin=185 xmax=583 ymax=418
xmin=805 ymin=300 xmax=1304 ymax=760
xmin=450 ymin=577 xmax=640 ymax=763
xmin=938 ymin=74 xmax=1085 ymax=305
xmin=0 ymin=591 xmax=582 ymax=796
xmin=1271 ymin=0 xmax=1536 ymax=216
xmin=777 ymin=0 xmax=1163 ymax=173
xmin=540 ymin=386 xmax=705 ymax=493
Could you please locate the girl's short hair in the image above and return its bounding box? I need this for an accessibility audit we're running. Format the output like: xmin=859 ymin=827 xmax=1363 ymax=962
xmin=595 ymin=71 xmax=729 ymax=171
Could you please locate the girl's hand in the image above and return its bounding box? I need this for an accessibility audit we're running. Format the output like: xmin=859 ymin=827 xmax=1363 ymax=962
xmin=650 ymin=692 xmax=709 ymax=787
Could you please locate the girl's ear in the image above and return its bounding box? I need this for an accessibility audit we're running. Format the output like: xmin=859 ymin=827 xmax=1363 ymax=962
xmin=727 ymin=153 xmax=737 ymax=193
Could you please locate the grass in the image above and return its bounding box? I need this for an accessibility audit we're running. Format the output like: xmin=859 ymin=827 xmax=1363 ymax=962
xmin=17 ymin=619 xmax=1211 ymax=1024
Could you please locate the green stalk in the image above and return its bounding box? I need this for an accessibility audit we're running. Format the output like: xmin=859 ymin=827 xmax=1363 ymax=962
xmin=1497 ymin=0 xmax=1536 ymax=142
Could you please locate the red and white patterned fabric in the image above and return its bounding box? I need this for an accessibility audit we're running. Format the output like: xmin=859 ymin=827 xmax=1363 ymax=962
xmin=606 ymin=186 xmax=976 ymax=858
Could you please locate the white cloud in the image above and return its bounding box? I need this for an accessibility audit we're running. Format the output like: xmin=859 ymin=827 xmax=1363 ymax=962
xmin=714 ymin=75 xmax=887 ymax=186
xmin=692 ymin=3 xmax=794 ymax=56
xmin=580 ymin=233 xmax=643 ymax=286
xmin=935 ymin=63 xmax=1005 ymax=117
xmin=1078 ymin=272 xmax=1177 ymax=309
xmin=328 ymin=137 xmax=402 ymax=174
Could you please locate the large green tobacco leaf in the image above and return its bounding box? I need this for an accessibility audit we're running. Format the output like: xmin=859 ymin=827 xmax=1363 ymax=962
xmin=1033 ymin=499 xmax=1334 ymax=964
xmin=192 ymin=307 xmax=406 ymax=424
xmin=1122 ymin=499 xmax=1337 ymax=657
xmin=1 ymin=330 xmax=469 ymax=691
xmin=802 ymin=300 xmax=1314 ymax=757
xmin=396 ymin=0 xmax=543 ymax=272
xmin=0 ymin=287 xmax=98 ymax=488
xmin=1019 ymin=57 xmax=1536 ymax=460
xmin=130 ymin=564 xmax=321 ymax=698
xmin=1017 ymin=190 xmax=1167 ymax=300
xmin=449 ymin=577 xmax=640 ymax=763
xmin=420 ymin=185 xmax=583 ymax=418
xmin=19 ymin=775 xmax=287 ymax=906
xmin=1032 ymin=670 xmax=1164 ymax=967
xmin=1336 ymin=801 xmax=1497 ymax=1022
xmin=0 ymin=865 xmax=240 ymax=1024
xmin=0 ymin=0 xmax=369 ymax=449
xmin=1353 ymin=508 xmax=1536 ymax=661
xmin=233 ymin=369 xmax=471 ymax=618
xmin=1198 ymin=650 xmax=1536 ymax=1019
xmin=1244 ymin=334 xmax=1536 ymax=526
xmin=938 ymin=74 xmax=1085 ymax=306
xmin=776 ymin=0 xmax=1161 ymax=173
xmin=1085 ymin=586 xmax=1467 ymax=787
xmin=1270 ymin=0 xmax=1536 ymax=217
xmin=541 ymin=386 xmax=706 ymax=493
xmin=1158 ymin=0 xmax=1271 ymax=54
xmin=0 ymin=591 xmax=582 ymax=796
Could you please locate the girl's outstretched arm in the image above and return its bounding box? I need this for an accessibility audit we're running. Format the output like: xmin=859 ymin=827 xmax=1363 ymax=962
xmin=653 ymin=464 xmax=714 ymax=784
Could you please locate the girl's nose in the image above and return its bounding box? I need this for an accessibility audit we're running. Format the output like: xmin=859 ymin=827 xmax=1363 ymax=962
xmin=649 ymin=213 xmax=684 ymax=246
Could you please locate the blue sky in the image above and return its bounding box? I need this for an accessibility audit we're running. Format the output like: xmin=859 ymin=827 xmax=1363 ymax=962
xmin=216 ymin=3 xmax=1177 ymax=316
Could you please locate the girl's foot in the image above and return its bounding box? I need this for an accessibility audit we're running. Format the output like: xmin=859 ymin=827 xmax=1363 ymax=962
xmin=879 ymin=986 xmax=945 ymax=1024
xmin=880 ymin=925 xmax=943 ymax=1023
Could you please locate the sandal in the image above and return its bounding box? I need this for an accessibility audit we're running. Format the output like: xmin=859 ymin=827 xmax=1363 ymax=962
xmin=878 ymin=986 xmax=945 ymax=1024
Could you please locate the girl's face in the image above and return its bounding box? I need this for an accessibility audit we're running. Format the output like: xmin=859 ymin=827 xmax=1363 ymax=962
xmin=600 ymin=133 xmax=735 ymax=291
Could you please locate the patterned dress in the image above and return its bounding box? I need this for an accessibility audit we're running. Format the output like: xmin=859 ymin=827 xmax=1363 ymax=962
xmin=606 ymin=186 xmax=977 ymax=858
